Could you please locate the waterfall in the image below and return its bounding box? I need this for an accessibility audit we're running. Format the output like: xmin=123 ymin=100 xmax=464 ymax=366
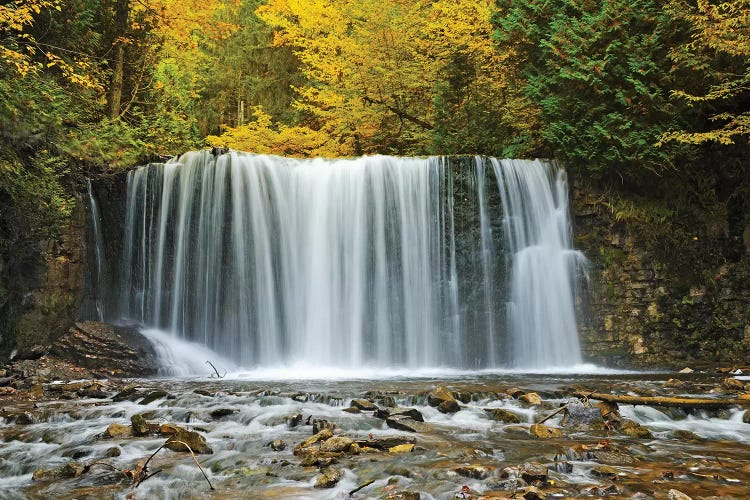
xmin=115 ymin=151 xmax=585 ymax=369
xmin=87 ymin=179 xmax=107 ymax=321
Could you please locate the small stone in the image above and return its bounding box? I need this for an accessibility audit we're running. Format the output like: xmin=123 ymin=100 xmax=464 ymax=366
xmin=386 ymin=415 xmax=419 ymax=433
xmin=485 ymin=408 xmax=521 ymax=423
xmin=350 ymin=399 xmax=378 ymax=411
xmin=343 ymin=406 xmax=361 ymax=414
xmin=0 ymin=386 xmax=16 ymax=395
xmin=112 ymin=385 xmax=140 ymax=402
xmin=620 ymin=420 xmax=653 ymax=439
xmin=667 ymin=489 xmax=693 ymax=500
xmin=521 ymin=464 xmax=548 ymax=484
xmin=742 ymin=410 xmax=750 ymax=424
xmin=29 ymin=384 xmax=44 ymax=399
xmin=388 ymin=443 xmax=414 ymax=453
xmin=356 ymin=435 xmax=416 ymax=451
xmin=529 ymin=424 xmax=562 ymax=439
xmin=131 ymin=414 xmax=158 ymax=436
xmin=11 ymin=411 xmax=35 ymax=425
xmin=388 ymin=491 xmax=420 ymax=500
xmin=194 ymin=389 xmax=215 ymax=397
xmin=287 ymin=413 xmax=303 ymax=428
xmin=104 ymin=423 xmax=132 ymax=438
xmin=520 ymin=392 xmax=542 ymax=405
xmin=314 ymin=467 xmax=343 ymax=488
xmin=270 ymin=439 xmax=286 ymax=451
xmin=455 ymin=464 xmax=488 ymax=479
xmin=209 ymin=408 xmax=237 ymax=419
xmin=312 ymin=418 xmax=335 ymax=434
xmin=678 ymin=367 xmax=694 ymax=374
xmin=103 ymin=446 xmax=121 ymax=457
xmin=590 ymin=465 xmax=619 ymax=478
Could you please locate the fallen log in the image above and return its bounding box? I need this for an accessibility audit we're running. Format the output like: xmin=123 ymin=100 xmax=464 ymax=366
xmin=574 ymin=391 xmax=750 ymax=410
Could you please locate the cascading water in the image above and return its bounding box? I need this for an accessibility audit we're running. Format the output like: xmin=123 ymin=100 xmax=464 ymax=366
xmin=87 ymin=179 xmax=107 ymax=321
xmin=110 ymin=151 xmax=585 ymax=370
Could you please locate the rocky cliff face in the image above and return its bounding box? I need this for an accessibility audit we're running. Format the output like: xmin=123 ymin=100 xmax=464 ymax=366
xmin=574 ymin=190 xmax=750 ymax=368
xmin=4 ymin=198 xmax=86 ymax=359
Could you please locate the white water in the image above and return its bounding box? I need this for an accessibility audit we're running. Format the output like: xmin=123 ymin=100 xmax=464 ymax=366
xmin=87 ymin=179 xmax=106 ymax=321
xmin=115 ymin=151 xmax=585 ymax=370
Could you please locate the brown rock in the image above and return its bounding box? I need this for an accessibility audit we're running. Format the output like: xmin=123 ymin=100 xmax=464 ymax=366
xmin=165 ymin=427 xmax=213 ymax=454
xmin=351 ymin=398 xmax=378 ymax=411
xmin=320 ymin=436 xmax=354 ymax=453
xmin=104 ymin=423 xmax=132 ymax=438
xmin=455 ymin=464 xmax=489 ymax=479
xmin=427 ymin=386 xmax=456 ymax=407
xmin=437 ymin=399 xmax=460 ymax=413
xmin=314 ymin=467 xmax=343 ymax=488
xmin=485 ymin=408 xmax=521 ymax=423
xmin=520 ymin=392 xmax=542 ymax=405
xmin=529 ymin=423 xmax=562 ymax=439
xmin=294 ymin=429 xmax=334 ymax=455
xmin=723 ymin=377 xmax=745 ymax=391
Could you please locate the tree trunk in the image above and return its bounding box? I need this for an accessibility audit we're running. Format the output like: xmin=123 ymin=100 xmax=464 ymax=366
xmin=109 ymin=0 xmax=129 ymax=120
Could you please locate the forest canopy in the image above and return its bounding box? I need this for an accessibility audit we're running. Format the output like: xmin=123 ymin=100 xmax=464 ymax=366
xmin=0 ymin=0 xmax=748 ymax=205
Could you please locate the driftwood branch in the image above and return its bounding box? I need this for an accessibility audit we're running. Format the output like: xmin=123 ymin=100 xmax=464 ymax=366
xmin=169 ymin=440 xmax=215 ymax=490
xmin=349 ymin=479 xmax=375 ymax=495
xmin=575 ymin=391 xmax=750 ymax=409
xmin=537 ymin=404 xmax=569 ymax=425
xmin=205 ymin=360 xmax=226 ymax=378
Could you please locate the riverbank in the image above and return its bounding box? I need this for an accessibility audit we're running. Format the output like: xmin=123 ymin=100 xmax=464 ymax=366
xmin=2 ymin=355 xmax=750 ymax=499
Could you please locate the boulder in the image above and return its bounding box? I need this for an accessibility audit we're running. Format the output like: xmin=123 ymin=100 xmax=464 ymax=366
xmin=320 ymin=436 xmax=354 ymax=453
xmin=355 ymin=435 xmax=416 ymax=451
xmin=294 ymin=429 xmax=333 ymax=455
xmin=139 ymin=390 xmax=169 ymax=405
xmin=164 ymin=427 xmax=213 ymax=454
xmin=351 ymin=399 xmax=378 ymax=411
xmin=667 ymin=489 xmax=693 ymax=500
xmin=270 ymin=439 xmax=286 ymax=451
xmin=104 ymin=423 xmax=132 ymax=438
xmin=723 ymin=377 xmax=745 ymax=391
xmin=437 ymin=399 xmax=460 ymax=414
xmin=51 ymin=322 xmax=158 ymax=377
xmin=427 ymin=386 xmax=456 ymax=407
xmin=520 ymin=392 xmax=542 ymax=405
xmin=314 ymin=467 xmax=343 ymax=488
xmin=32 ymin=462 xmax=84 ymax=481
xmin=386 ymin=415 xmax=423 ymax=433
xmin=391 ymin=408 xmax=424 ymax=422
xmin=388 ymin=443 xmax=414 ymax=453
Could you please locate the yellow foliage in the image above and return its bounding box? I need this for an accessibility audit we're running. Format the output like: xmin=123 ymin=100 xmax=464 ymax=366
xmin=256 ymin=0 xmax=518 ymax=155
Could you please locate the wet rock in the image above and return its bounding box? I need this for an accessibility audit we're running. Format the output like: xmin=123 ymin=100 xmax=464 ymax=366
xmin=165 ymin=427 xmax=213 ymax=454
xmin=520 ymin=392 xmax=542 ymax=405
xmin=51 ymin=322 xmax=158 ymax=377
xmin=320 ymin=436 xmax=354 ymax=453
xmin=374 ymin=408 xmax=391 ymax=419
xmin=270 ymin=439 xmax=286 ymax=451
xmin=521 ymin=464 xmax=548 ymax=484
xmin=485 ymin=408 xmax=521 ymax=423
xmin=314 ymin=467 xmax=343 ymax=488
xmin=620 ymin=420 xmax=653 ymax=439
xmin=377 ymin=395 xmax=397 ymax=407
xmin=312 ymin=418 xmax=335 ymax=434
xmin=427 ymin=386 xmax=456 ymax=407
xmin=194 ymin=389 xmax=215 ymax=397
xmin=32 ymin=461 xmax=84 ymax=481
xmin=507 ymin=388 xmax=526 ymax=398
xmin=590 ymin=465 xmax=619 ymax=478
xmin=561 ymin=400 xmax=603 ymax=428
xmin=139 ymin=390 xmax=169 ymax=405
xmin=103 ymin=446 xmax=121 ymax=457
xmin=391 ymin=408 xmax=424 ymax=422
xmin=104 ymin=423 xmax=132 ymax=438
xmin=294 ymin=429 xmax=334 ymax=455
xmin=356 ymin=435 xmax=416 ymax=451
xmin=351 ymin=398 xmax=378 ymax=411
xmin=388 ymin=443 xmax=414 ymax=453
xmin=667 ymin=489 xmax=693 ymax=500
xmin=386 ymin=415 xmax=421 ymax=433
xmin=209 ymin=408 xmax=238 ymax=419
xmin=679 ymin=367 xmax=694 ymax=374
xmin=723 ymin=377 xmax=745 ymax=391
xmin=131 ymin=414 xmax=159 ymax=436
xmin=671 ymin=429 xmax=702 ymax=441
xmin=529 ymin=424 xmax=562 ymax=439
xmin=287 ymin=413 xmax=303 ymax=428
xmin=523 ymin=485 xmax=546 ymax=500
xmin=743 ymin=410 xmax=750 ymax=424
xmin=343 ymin=406 xmax=361 ymax=414
xmin=437 ymin=399 xmax=460 ymax=413
xmin=112 ymin=385 xmax=140 ymax=402
xmin=0 ymin=386 xmax=16 ymax=395
xmin=9 ymin=411 xmax=35 ymax=425
xmin=385 ymin=492 xmax=420 ymax=500
xmin=455 ymin=464 xmax=489 ymax=480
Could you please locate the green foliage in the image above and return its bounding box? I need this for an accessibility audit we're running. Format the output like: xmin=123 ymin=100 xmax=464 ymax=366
xmin=492 ymin=0 xmax=691 ymax=180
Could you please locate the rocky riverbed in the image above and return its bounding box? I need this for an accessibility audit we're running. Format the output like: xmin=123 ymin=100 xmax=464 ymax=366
xmin=2 ymin=355 xmax=750 ymax=499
